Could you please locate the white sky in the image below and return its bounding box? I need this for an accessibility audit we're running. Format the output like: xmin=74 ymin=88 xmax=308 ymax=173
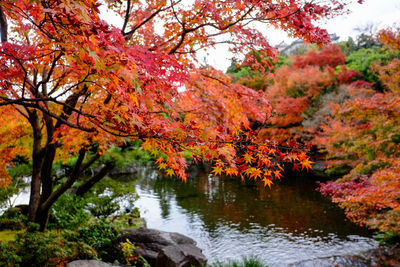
xmin=102 ymin=0 xmax=400 ymax=71
xmin=204 ymin=0 xmax=400 ymax=71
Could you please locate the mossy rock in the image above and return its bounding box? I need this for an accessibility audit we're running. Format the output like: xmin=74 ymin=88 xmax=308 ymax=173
xmin=325 ymin=163 xmax=352 ymax=177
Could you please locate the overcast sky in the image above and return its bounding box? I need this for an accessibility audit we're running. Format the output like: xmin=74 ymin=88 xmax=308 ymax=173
xmin=204 ymin=0 xmax=400 ymax=71
xmin=102 ymin=0 xmax=400 ymax=71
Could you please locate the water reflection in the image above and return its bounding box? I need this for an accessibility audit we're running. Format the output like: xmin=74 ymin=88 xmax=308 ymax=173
xmin=132 ymin=167 xmax=378 ymax=266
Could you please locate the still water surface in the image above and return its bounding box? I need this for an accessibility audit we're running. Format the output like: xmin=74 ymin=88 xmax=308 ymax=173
xmin=129 ymin=166 xmax=378 ymax=266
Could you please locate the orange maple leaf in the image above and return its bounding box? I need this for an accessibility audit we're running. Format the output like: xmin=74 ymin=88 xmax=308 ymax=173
xmin=262 ymin=178 xmax=273 ymax=188
xmin=274 ymin=170 xmax=283 ymax=180
xmin=300 ymin=158 xmax=314 ymax=171
xmin=156 ymin=157 xmax=164 ymax=164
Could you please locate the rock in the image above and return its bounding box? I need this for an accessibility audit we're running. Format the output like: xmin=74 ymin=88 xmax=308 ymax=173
xmin=66 ymin=260 xmax=114 ymax=267
xmin=120 ymin=227 xmax=207 ymax=267
xmin=310 ymin=161 xmax=329 ymax=178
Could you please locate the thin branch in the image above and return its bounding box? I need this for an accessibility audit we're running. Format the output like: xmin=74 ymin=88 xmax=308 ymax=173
xmin=37 ymin=51 xmax=64 ymax=91
xmin=121 ymin=0 xmax=131 ymax=33
xmin=124 ymin=4 xmax=171 ymax=40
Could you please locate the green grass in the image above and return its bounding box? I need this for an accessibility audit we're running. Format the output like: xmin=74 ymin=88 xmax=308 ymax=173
xmin=210 ymin=257 xmax=266 ymax=267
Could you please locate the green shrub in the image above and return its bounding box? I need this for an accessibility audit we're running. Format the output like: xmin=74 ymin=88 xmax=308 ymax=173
xmin=374 ymin=231 xmax=400 ymax=246
xmin=87 ymin=195 xmax=120 ymax=218
xmin=48 ymin=194 xmax=92 ymax=230
xmin=76 ymin=219 xmax=121 ymax=262
xmin=0 ymin=208 xmax=27 ymax=230
xmin=13 ymin=231 xmax=97 ymax=267
xmin=0 ymin=241 xmax=21 ymax=267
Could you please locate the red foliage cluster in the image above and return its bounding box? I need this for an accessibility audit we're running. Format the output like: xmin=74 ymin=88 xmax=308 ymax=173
xmin=319 ymin=160 xmax=400 ymax=232
xmin=292 ymin=45 xmax=345 ymax=69
xmin=255 ymin=44 xmax=362 ymax=143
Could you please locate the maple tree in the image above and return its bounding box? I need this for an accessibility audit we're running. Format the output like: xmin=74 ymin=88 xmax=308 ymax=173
xmin=0 ymin=0 xmax=361 ymax=230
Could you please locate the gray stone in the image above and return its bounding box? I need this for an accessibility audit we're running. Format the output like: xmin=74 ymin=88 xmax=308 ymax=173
xmin=120 ymin=227 xmax=207 ymax=267
xmin=156 ymin=245 xmax=186 ymax=267
xmin=310 ymin=161 xmax=329 ymax=178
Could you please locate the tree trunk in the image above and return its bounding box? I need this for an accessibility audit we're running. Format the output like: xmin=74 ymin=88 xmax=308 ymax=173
xmin=28 ymin=111 xmax=43 ymax=222
xmin=0 ymin=5 xmax=7 ymax=42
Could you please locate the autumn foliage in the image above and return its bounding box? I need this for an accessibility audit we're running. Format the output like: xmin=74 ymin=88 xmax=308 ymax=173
xmin=245 ymin=45 xmax=363 ymax=143
xmin=229 ymin=27 xmax=400 ymax=234
xmin=317 ymin=28 xmax=400 ymax=233
xmin=0 ymin=0 xmax=357 ymax=229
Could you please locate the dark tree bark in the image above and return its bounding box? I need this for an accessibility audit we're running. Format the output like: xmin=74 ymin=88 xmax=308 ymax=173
xmin=27 ymin=111 xmax=44 ymax=222
xmin=0 ymin=5 xmax=7 ymax=42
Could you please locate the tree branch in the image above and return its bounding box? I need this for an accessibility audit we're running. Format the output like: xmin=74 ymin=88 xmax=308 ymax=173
xmin=121 ymin=0 xmax=131 ymax=33
xmin=40 ymin=149 xmax=87 ymax=212
xmin=75 ymin=162 xmax=114 ymax=196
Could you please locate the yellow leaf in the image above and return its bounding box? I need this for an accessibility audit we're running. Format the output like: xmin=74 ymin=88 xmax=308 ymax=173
xmin=274 ymin=170 xmax=283 ymax=180
xmin=243 ymin=153 xmax=254 ymax=164
xmin=158 ymin=163 xmax=168 ymax=170
xmin=212 ymin=165 xmax=223 ymax=176
xmin=249 ymin=168 xmax=262 ymax=180
xmin=166 ymin=168 xmax=175 ymax=177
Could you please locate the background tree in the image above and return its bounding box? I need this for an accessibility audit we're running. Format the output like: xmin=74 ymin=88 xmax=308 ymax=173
xmin=318 ymin=27 xmax=400 ymax=234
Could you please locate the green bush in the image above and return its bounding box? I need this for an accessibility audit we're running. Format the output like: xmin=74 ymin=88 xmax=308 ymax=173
xmin=48 ymin=194 xmax=92 ymax=230
xmin=76 ymin=219 xmax=121 ymax=262
xmin=87 ymin=195 xmax=120 ymax=218
xmin=374 ymin=231 xmax=400 ymax=246
xmin=0 ymin=208 xmax=27 ymax=230
xmin=12 ymin=231 xmax=98 ymax=267
xmin=346 ymin=47 xmax=398 ymax=89
xmin=0 ymin=241 xmax=21 ymax=267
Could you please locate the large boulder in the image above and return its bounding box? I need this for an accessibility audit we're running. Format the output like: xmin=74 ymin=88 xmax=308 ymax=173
xmin=120 ymin=227 xmax=207 ymax=267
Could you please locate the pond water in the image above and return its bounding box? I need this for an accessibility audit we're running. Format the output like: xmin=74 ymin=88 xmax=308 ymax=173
xmin=129 ymin=166 xmax=378 ymax=266
xmin=2 ymin=167 xmax=379 ymax=266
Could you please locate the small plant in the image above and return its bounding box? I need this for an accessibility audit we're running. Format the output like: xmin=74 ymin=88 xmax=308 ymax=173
xmin=121 ymin=238 xmax=150 ymax=266
xmin=77 ymin=219 xmax=121 ymax=262
xmin=210 ymin=257 xmax=266 ymax=267
xmin=373 ymin=231 xmax=400 ymax=246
